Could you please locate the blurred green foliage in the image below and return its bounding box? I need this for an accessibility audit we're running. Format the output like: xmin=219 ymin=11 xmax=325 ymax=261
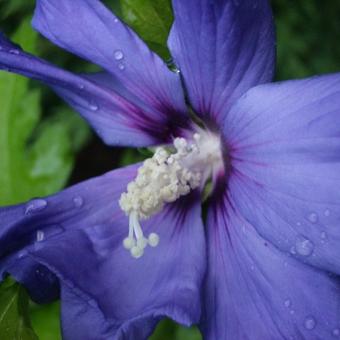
xmin=120 ymin=0 xmax=173 ymax=60
xmin=0 ymin=0 xmax=339 ymax=339
xmin=273 ymin=0 xmax=340 ymax=80
xmin=0 ymin=277 xmax=37 ymax=340
xmin=30 ymin=303 xmax=61 ymax=340
xmin=0 ymin=18 xmax=91 ymax=206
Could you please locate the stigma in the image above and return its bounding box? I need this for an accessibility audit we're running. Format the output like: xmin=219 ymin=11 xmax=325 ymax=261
xmin=119 ymin=129 xmax=223 ymax=258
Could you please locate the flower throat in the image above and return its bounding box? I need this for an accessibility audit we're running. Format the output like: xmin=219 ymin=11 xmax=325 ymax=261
xmin=119 ymin=129 xmax=223 ymax=258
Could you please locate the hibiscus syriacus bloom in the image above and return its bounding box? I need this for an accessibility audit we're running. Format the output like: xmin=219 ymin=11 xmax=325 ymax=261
xmin=1 ymin=0 xmax=340 ymax=339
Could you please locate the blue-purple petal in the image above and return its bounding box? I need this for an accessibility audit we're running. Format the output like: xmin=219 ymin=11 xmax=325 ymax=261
xmin=33 ymin=0 xmax=187 ymax=119
xmin=201 ymin=194 xmax=340 ymax=339
xmin=224 ymin=74 xmax=340 ymax=275
xmin=0 ymin=35 xmax=190 ymax=146
xmin=168 ymin=0 xmax=275 ymax=124
xmin=0 ymin=165 xmax=205 ymax=338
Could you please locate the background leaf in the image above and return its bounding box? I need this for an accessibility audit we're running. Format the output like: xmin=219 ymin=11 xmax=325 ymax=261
xmin=0 ymin=16 xmax=89 ymax=340
xmin=0 ymin=18 xmax=90 ymax=206
xmin=30 ymin=303 xmax=61 ymax=340
xmin=119 ymin=0 xmax=173 ymax=60
xmin=0 ymin=277 xmax=38 ymax=340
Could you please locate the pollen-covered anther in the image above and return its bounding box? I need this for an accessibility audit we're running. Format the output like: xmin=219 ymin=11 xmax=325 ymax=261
xmin=119 ymin=132 xmax=222 ymax=258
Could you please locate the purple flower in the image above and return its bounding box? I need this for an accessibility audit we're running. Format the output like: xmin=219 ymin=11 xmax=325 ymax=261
xmin=1 ymin=0 xmax=340 ymax=339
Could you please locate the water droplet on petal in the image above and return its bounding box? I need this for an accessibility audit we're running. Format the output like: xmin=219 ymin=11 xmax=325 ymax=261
xmin=73 ymin=196 xmax=84 ymax=208
xmin=9 ymin=49 xmax=19 ymax=55
xmin=114 ymin=18 xmax=119 ymax=23
xmin=295 ymin=236 xmax=314 ymax=257
xmin=333 ymin=328 xmax=340 ymax=337
xmin=321 ymin=231 xmax=327 ymax=242
xmin=324 ymin=209 xmax=331 ymax=217
xmin=114 ymin=50 xmax=124 ymax=61
xmin=290 ymin=246 xmax=296 ymax=255
xmin=78 ymin=84 xmax=85 ymax=90
xmin=304 ymin=316 xmax=316 ymax=330
xmin=118 ymin=62 xmax=125 ymax=71
xmin=36 ymin=230 xmax=45 ymax=242
xmin=17 ymin=250 xmax=28 ymax=259
xmin=34 ymin=225 xmax=64 ymax=250
xmin=89 ymin=102 xmax=99 ymax=111
xmin=284 ymin=299 xmax=291 ymax=308
xmin=25 ymin=199 xmax=48 ymax=215
xmin=308 ymin=212 xmax=318 ymax=224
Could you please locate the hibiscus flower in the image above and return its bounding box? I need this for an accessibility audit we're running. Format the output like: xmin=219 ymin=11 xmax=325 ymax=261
xmin=1 ymin=0 xmax=340 ymax=339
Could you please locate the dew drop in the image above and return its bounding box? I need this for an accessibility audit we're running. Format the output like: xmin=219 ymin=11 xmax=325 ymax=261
xmin=295 ymin=236 xmax=314 ymax=257
xmin=34 ymin=225 xmax=64 ymax=250
xmin=304 ymin=316 xmax=316 ymax=330
xmin=114 ymin=50 xmax=124 ymax=61
xmin=118 ymin=62 xmax=125 ymax=71
xmin=73 ymin=196 xmax=84 ymax=208
xmin=308 ymin=212 xmax=318 ymax=224
xmin=114 ymin=18 xmax=119 ymax=23
xmin=324 ymin=209 xmax=331 ymax=217
xmin=289 ymin=246 xmax=296 ymax=255
xmin=89 ymin=102 xmax=99 ymax=111
xmin=17 ymin=250 xmax=28 ymax=259
xmin=78 ymin=84 xmax=85 ymax=90
xmin=284 ymin=299 xmax=291 ymax=308
xmin=9 ymin=49 xmax=19 ymax=55
xmin=321 ymin=231 xmax=327 ymax=241
xmin=36 ymin=230 xmax=45 ymax=242
xmin=333 ymin=328 xmax=340 ymax=337
xmin=25 ymin=199 xmax=48 ymax=215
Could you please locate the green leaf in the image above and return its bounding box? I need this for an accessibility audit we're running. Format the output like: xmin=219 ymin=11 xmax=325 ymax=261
xmin=0 ymin=277 xmax=38 ymax=340
xmin=30 ymin=302 xmax=61 ymax=340
xmin=119 ymin=0 xmax=173 ymax=60
xmin=150 ymin=319 xmax=202 ymax=340
xmin=0 ymin=0 xmax=34 ymax=19
xmin=0 ymin=18 xmax=90 ymax=206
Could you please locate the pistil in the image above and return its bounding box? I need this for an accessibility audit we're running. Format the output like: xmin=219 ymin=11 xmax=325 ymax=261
xmin=119 ymin=129 xmax=223 ymax=258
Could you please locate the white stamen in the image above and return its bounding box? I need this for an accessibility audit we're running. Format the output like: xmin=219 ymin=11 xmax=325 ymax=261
xmin=119 ymin=130 xmax=223 ymax=258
